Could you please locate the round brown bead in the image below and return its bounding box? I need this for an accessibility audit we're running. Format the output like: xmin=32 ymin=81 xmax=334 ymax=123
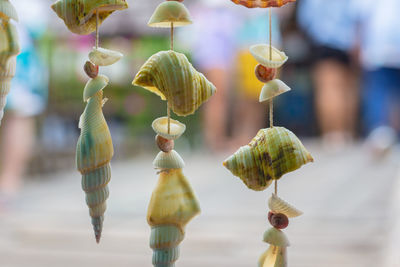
xmin=270 ymin=213 xmax=289 ymax=229
xmin=255 ymin=64 xmax=276 ymax=83
xmin=156 ymin=135 xmax=174 ymax=152
xmin=84 ymin=61 xmax=99 ymax=79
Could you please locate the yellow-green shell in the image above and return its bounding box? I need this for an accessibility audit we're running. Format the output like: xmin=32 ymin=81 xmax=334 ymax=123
xmin=148 ymin=1 xmax=192 ymax=28
xmin=51 ymin=0 xmax=128 ymax=35
xmin=0 ymin=0 xmax=18 ymax=22
xmin=133 ymin=50 xmax=216 ymax=116
xmin=259 ymin=246 xmax=287 ymax=267
xmin=0 ymin=56 xmax=15 ymax=124
xmin=223 ymin=127 xmax=313 ymax=191
xmin=0 ymin=20 xmax=19 ymax=70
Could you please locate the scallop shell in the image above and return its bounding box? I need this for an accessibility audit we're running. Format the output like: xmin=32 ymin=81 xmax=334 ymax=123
xmin=153 ymin=150 xmax=185 ymax=170
xmin=259 ymin=79 xmax=291 ymax=102
xmin=232 ymin=0 xmax=296 ymax=8
xmin=133 ymin=50 xmax=216 ymax=116
xmin=83 ymin=75 xmax=109 ymax=102
xmin=263 ymin=227 xmax=290 ymax=247
xmin=76 ymin=90 xmax=114 ymax=243
xmin=147 ymin=169 xmax=200 ymax=229
xmin=148 ymin=1 xmax=192 ymax=28
xmin=259 ymin=246 xmax=287 ymax=267
xmin=150 ymin=225 xmax=184 ymax=267
xmin=0 ymin=56 xmax=15 ymax=124
xmin=0 ymin=0 xmax=18 ymax=21
xmin=152 ymin=117 xmax=186 ymax=140
xmin=89 ymin=47 xmax=123 ymax=66
xmin=0 ymin=21 xmax=20 ymax=70
xmin=223 ymin=127 xmax=313 ymax=191
xmin=250 ymin=44 xmax=288 ymax=68
xmin=51 ymin=0 xmax=128 ymax=35
xmin=268 ymin=194 xmax=303 ymax=218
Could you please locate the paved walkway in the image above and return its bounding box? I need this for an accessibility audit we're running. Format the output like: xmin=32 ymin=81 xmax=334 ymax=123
xmin=1 ymin=143 xmax=399 ymax=267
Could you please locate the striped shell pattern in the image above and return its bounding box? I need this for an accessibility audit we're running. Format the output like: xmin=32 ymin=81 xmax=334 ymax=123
xmin=231 ymin=0 xmax=296 ymax=8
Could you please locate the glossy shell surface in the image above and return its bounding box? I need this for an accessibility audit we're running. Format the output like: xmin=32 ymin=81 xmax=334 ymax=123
xmin=232 ymin=0 xmax=296 ymax=8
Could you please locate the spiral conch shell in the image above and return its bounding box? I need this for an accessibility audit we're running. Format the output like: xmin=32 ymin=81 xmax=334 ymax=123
xmin=232 ymin=0 xmax=296 ymax=8
xmin=51 ymin=0 xmax=128 ymax=35
xmin=133 ymin=50 xmax=216 ymax=116
xmin=76 ymin=75 xmax=114 ymax=243
xmin=223 ymin=127 xmax=313 ymax=191
xmin=148 ymin=1 xmax=192 ymax=28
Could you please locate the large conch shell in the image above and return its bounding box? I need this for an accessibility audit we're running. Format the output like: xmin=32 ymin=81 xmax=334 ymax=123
xmin=0 ymin=0 xmax=18 ymax=21
xmin=223 ymin=127 xmax=313 ymax=191
xmin=51 ymin=0 xmax=128 ymax=35
xmin=147 ymin=168 xmax=200 ymax=267
xmin=148 ymin=1 xmax=192 ymax=28
xmin=268 ymin=194 xmax=302 ymax=218
xmin=76 ymin=76 xmax=114 ymax=243
xmin=133 ymin=50 xmax=216 ymax=116
xmin=232 ymin=0 xmax=296 ymax=8
xmin=250 ymin=44 xmax=288 ymax=69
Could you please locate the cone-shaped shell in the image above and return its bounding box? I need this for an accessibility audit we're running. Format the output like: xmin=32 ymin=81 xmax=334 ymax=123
xmin=259 ymin=79 xmax=291 ymax=102
xmin=0 ymin=21 xmax=20 ymax=70
xmin=147 ymin=169 xmax=200 ymax=230
xmin=153 ymin=150 xmax=185 ymax=170
xmin=268 ymin=194 xmax=303 ymax=218
xmin=250 ymin=44 xmax=288 ymax=68
xmin=259 ymin=246 xmax=287 ymax=267
xmin=150 ymin=225 xmax=184 ymax=266
xmin=0 ymin=0 xmax=18 ymax=21
xmin=89 ymin=47 xmax=123 ymax=66
xmin=223 ymin=127 xmax=313 ymax=191
xmin=133 ymin=50 xmax=216 ymax=116
xmin=148 ymin=1 xmax=192 ymax=28
xmin=51 ymin=0 xmax=128 ymax=35
xmin=152 ymin=117 xmax=186 ymax=140
xmin=83 ymin=75 xmax=109 ymax=102
xmin=232 ymin=0 xmax=296 ymax=8
xmin=263 ymin=227 xmax=290 ymax=247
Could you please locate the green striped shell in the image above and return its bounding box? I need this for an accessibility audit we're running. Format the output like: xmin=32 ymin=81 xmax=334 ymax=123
xmin=0 ymin=56 xmax=15 ymax=124
xmin=51 ymin=0 xmax=128 ymax=35
xmin=0 ymin=0 xmax=18 ymax=22
xmin=133 ymin=50 xmax=216 ymax=116
xmin=223 ymin=127 xmax=313 ymax=191
xmin=150 ymin=225 xmax=184 ymax=267
xmin=0 ymin=21 xmax=19 ymax=70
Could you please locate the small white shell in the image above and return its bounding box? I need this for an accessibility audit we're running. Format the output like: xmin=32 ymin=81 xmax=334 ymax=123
xmin=263 ymin=227 xmax=290 ymax=247
xmin=153 ymin=150 xmax=185 ymax=170
xmin=250 ymin=44 xmax=288 ymax=68
xmin=152 ymin=117 xmax=186 ymax=140
xmin=83 ymin=75 xmax=109 ymax=102
xmin=259 ymin=79 xmax=291 ymax=102
xmin=89 ymin=47 xmax=123 ymax=66
xmin=268 ymin=194 xmax=303 ymax=218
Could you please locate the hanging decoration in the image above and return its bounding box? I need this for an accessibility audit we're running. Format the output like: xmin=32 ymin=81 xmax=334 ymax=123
xmin=51 ymin=0 xmax=128 ymax=243
xmin=224 ymin=1 xmax=313 ymax=266
xmin=0 ymin=0 xmax=19 ymax=125
xmin=132 ymin=1 xmax=216 ymax=266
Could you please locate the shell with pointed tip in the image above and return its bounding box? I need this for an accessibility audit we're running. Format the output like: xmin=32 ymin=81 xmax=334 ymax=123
xmin=250 ymin=44 xmax=288 ymax=68
xmin=0 ymin=56 xmax=15 ymax=124
xmin=148 ymin=1 xmax=192 ymax=28
xmin=89 ymin=47 xmax=123 ymax=66
xmin=133 ymin=50 xmax=216 ymax=116
xmin=268 ymin=194 xmax=303 ymax=218
xmin=259 ymin=79 xmax=291 ymax=102
xmin=150 ymin=225 xmax=184 ymax=267
xmin=153 ymin=150 xmax=185 ymax=170
xmin=0 ymin=0 xmax=18 ymax=21
xmin=259 ymin=246 xmax=287 ymax=267
xmin=83 ymin=75 xmax=109 ymax=102
xmin=76 ymin=90 xmax=114 ymax=243
xmin=232 ymin=0 xmax=296 ymax=8
xmin=152 ymin=117 xmax=186 ymax=140
xmin=223 ymin=127 xmax=313 ymax=191
xmin=51 ymin=0 xmax=128 ymax=35
xmin=0 ymin=21 xmax=19 ymax=70
xmin=263 ymin=227 xmax=290 ymax=247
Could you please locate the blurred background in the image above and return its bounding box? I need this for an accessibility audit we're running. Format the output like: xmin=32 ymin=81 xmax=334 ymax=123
xmin=1 ymin=0 xmax=400 ymax=266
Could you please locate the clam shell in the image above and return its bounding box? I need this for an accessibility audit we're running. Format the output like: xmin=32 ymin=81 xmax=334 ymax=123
xmin=153 ymin=150 xmax=185 ymax=170
xmin=152 ymin=117 xmax=186 ymax=140
xmin=51 ymin=0 xmax=128 ymax=35
xmin=268 ymin=194 xmax=303 ymax=218
xmin=259 ymin=79 xmax=291 ymax=102
xmin=148 ymin=1 xmax=192 ymax=28
xmin=0 ymin=0 xmax=18 ymax=21
xmin=232 ymin=0 xmax=296 ymax=8
xmin=89 ymin=47 xmax=123 ymax=66
xmin=133 ymin=50 xmax=216 ymax=116
xmin=263 ymin=227 xmax=290 ymax=247
xmin=0 ymin=21 xmax=20 ymax=70
xmin=250 ymin=44 xmax=288 ymax=68
xmin=147 ymin=169 xmax=200 ymax=229
xmin=83 ymin=74 xmax=109 ymax=102
xmin=223 ymin=127 xmax=313 ymax=191
xmin=259 ymin=246 xmax=287 ymax=267
xmin=150 ymin=225 xmax=184 ymax=266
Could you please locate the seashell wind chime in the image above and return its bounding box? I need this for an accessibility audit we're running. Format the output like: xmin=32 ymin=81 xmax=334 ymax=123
xmin=223 ymin=0 xmax=313 ymax=266
xmin=0 ymin=0 xmax=19 ymax=125
xmin=51 ymin=0 xmax=128 ymax=243
xmin=132 ymin=1 xmax=216 ymax=266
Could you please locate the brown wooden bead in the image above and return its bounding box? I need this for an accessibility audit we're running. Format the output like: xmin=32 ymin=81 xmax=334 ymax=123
xmin=84 ymin=61 xmax=99 ymax=79
xmin=268 ymin=211 xmax=274 ymax=224
xmin=255 ymin=64 xmax=276 ymax=83
xmin=156 ymin=135 xmax=174 ymax=152
xmin=270 ymin=213 xmax=289 ymax=229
